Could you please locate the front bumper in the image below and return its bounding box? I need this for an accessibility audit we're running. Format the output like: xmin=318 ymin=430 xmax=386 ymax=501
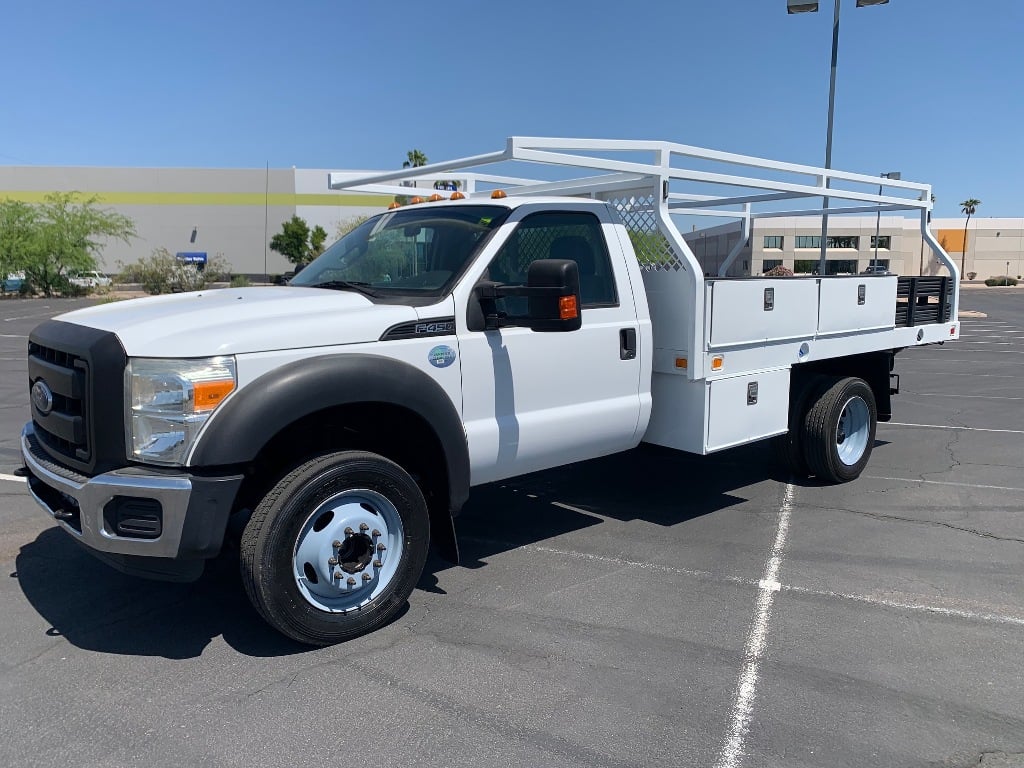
xmin=21 ymin=423 xmax=242 ymax=581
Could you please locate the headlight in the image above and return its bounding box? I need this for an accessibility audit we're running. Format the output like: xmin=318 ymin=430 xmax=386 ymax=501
xmin=127 ymin=356 xmax=236 ymax=466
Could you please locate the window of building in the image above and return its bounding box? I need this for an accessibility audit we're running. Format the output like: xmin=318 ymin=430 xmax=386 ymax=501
xmin=870 ymin=235 xmax=891 ymax=249
xmin=795 ymin=235 xmax=860 ymax=249
xmin=794 ymin=260 xmax=818 ymax=274
xmin=826 ymin=259 xmax=858 ymax=275
xmin=486 ymin=211 xmax=618 ymax=312
xmin=763 ymin=235 xmax=783 ymax=249
xmin=762 ymin=259 xmax=783 ymax=273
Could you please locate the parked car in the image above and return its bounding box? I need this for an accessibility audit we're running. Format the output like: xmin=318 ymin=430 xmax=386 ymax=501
xmin=68 ymin=270 xmax=112 ymax=288
xmin=860 ymin=265 xmax=892 ymax=275
xmin=3 ymin=273 xmax=24 ymax=293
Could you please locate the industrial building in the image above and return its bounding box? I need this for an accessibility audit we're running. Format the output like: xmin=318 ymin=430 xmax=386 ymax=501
xmin=1 ymin=165 xmax=1020 ymax=280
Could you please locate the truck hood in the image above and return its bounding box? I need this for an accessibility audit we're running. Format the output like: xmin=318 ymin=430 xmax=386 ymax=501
xmin=56 ymin=287 xmax=419 ymax=357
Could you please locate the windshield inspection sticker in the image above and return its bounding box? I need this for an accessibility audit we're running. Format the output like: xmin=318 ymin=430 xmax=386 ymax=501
xmin=428 ymin=345 xmax=457 ymax=369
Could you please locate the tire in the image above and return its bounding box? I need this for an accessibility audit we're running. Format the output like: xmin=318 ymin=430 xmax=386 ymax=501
xmin=802 ymin=376 xmax=877 ymax=483
xmin=772 ymin=377 xmax=819 ymax=478
xmin=240 ymin=451 xmax=430 ymax=646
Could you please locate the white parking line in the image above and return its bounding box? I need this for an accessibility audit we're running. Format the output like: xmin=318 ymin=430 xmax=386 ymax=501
xmin=0 ymin=473 xmax=26 ymax=483
xmin=2 ymin=308 xmax=55 ymax=322
xmin=714 ymin=483 xmax=794 ymax=768
xmin=901 ymin=372 xmax=1015 ymax=378
xmin=906 ymin=392 xmax=1024 ymax=401
xmin=865 ymin=475 xmax=1024 ymax=492
xmin=882 ymin=422 xmax=1024 ymax=435
xmin=0 ymin=334 xmax=28 ymax=339
xmin=781 ymin=585 xmax=1024 ymax=628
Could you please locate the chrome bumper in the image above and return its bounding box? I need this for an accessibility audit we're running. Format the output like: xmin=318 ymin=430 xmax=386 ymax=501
xmin=21 ymin=423 xmax=239 ymax=563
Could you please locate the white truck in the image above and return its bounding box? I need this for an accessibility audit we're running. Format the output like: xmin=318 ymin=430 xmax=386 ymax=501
xmin=19 ymin=137 xmax=959 ymax=645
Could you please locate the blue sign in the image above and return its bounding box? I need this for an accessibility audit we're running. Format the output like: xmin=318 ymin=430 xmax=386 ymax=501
xmin=175 ymin=251 xmax=208 ymax=265
xmin=428 ymin=345 xmax=457 ymax=369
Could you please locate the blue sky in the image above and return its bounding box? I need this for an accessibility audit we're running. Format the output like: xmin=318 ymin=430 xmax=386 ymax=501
xmin=1 ymin=0 xmax=1020 ymax=217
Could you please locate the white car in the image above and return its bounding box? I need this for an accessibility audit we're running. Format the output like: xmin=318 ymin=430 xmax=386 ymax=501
xmin=68 ymin=271 xmax=112 ymax=288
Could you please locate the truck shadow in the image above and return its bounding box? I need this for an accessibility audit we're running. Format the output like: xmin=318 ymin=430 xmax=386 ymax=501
xmin=16 ymin=439 xmax=881 ymax=657
xmin=445 ymin=440 xmax=834 ymax=571
xmin=15 ymin=531 xmax=312 ymax=659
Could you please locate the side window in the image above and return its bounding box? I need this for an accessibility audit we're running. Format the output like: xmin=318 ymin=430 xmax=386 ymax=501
xmin=487 ymin=211 xmax=618 ymax=310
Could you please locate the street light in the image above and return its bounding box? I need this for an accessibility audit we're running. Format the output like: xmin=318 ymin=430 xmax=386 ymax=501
xmin=872 ymin=171 xmax=899 ymax=268
xmin=788 ymin=0 xmax=891 ymax=275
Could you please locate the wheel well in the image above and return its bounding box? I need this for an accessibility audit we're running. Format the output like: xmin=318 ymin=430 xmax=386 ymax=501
xmin=790 ymin=351 xmax=895 ymax=422
xmin=233 ymin=402 xmax=452 ymax=542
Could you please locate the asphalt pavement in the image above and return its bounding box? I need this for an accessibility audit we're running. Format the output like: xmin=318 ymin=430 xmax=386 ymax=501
xmin=0 ymin=289 xmax=1022 ymax=768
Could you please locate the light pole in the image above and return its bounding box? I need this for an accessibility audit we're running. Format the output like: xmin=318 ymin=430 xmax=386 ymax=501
xmin=873 ymin=171 xmax=900 ymax=269
xmin=787 ymin=0 xmax=891 ymax=275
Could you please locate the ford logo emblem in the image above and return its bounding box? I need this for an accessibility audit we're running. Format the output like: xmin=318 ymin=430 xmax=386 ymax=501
xmin=32 ymin=380 xmax=54 ymax=416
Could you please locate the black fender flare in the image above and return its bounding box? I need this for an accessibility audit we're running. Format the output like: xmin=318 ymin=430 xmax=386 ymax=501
xmin=190 ymin=353 xmax=470 ymax=524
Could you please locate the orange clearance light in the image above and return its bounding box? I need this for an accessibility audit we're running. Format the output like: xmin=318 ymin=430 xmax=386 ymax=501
xmin=491 ymin=189 xmax=507 ymax=199
xmin=410 ymin=196 xmax=425 ymax=204
xmin=558 ymin=295 xmax=578 ymax=320
xmin=193 ymin=379 xmax=235 ymax=412
xmin=428 ymin=193 xmax=444 ymax=202
xmin=675 ymin=357 xmax=688 ymax=369
xmin=450 ymin=191 xmax=466 ymax=200
xmin=711 ymin=355 xmax=724 ymax=371
xmin=387 ymin=202 xmax=402 ymax=210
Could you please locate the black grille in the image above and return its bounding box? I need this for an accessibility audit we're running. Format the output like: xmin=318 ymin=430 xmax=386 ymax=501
xmin=28 ymin=341 xmax=90 ymax=464
xmin=27 ymin=320 xmax=128 ymax=476
xmin=895 ymin=276 xmax=953 ymax=327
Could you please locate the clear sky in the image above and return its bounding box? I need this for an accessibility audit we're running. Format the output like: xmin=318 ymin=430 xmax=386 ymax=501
xmin=1 ymin=0 xmax=1020 ymax=217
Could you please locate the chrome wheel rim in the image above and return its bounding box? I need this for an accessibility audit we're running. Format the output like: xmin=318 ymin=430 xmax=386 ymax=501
xmin=292 ymin=488 xmax=404 ymax=613
xmin=836 ymin=396 xmax=870 ymax=466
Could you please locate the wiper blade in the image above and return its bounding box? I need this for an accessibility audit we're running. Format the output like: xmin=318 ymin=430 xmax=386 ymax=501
xmin=307 ymin=280 xmax=378 ymax=297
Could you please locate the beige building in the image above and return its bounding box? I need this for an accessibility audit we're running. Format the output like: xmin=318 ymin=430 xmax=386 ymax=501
xmin=684 ymin=216 xmax=1023 ymax=279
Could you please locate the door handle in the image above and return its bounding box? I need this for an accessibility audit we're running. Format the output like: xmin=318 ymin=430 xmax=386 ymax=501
xmin=620 ymin=328 xmax=637 ymax=360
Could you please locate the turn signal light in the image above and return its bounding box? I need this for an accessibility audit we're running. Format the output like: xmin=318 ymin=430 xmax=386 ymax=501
xmin=491 ymin=190 xmax=507 ymax=199
xmin=450 ymin=191 xmax=466 ymax=200
xmin=675 ymin=357 xmax=688 ymax=369
xmin=193 ymin=379 xmax=235 ymax=412
xmin=559 ymin=295 xmax=578 ymax=320
xmin=711 ymin=355 xmax=724 ymax=371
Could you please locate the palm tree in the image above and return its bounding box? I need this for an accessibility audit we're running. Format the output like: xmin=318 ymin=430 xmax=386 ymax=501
xmin=404 ymin=149 xmax=428 ymax=168
xmin=959 ymin=198 xmax=981 ymax=277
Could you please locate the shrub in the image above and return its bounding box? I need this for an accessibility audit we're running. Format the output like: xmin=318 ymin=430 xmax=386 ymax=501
xmin=117 ymin=249 xmax=234 ymax=294
xmin=966 ymin=271 xmax=977 ymax=280
xmin=764 ymin=264 xmax=795 ymax=277
xmin=230 ymin=275 xmax=252 ymax=288
xmin=984 ymin=276 xmax=1018 ymax=286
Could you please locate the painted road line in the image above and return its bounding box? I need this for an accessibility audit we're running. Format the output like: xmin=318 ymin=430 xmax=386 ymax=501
xmin=0 ymin=334 xmax=29 ymax=339
xmin=905 ymin=392 xmax=1024 ymax=400
xmin=2 ymin=308 xmax=55 ymax=322
xmin=900 ymin=372 xmax=1016 ymax=378
xmin=865 ymin=475 xmax=1024 ymax=493
xmin=0 ymin=473 xmax=26 ymax=483
xmin=714 ymin=483 xmax=795 ymax=768
xmin=881 ymin=422 xmax=1024 ymax=435
xmin=781 ymin=584 xmax=1024 ymax=628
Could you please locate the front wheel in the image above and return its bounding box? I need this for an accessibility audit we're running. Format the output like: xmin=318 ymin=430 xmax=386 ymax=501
xmin=240 ymin=451 xmax=430 ymax=646
xmin=802 ymin=376 xmax=877 ymax=483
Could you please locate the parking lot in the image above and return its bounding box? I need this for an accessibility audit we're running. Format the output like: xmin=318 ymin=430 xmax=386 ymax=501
xmin=1 ymin=289 xmax=1022 ymax=768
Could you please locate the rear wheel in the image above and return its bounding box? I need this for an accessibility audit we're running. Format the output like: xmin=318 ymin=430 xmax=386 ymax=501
xmin=802 ymin=376 xmax=877 ymax=483
xmin=240 ymin=451 xmax=430 ymax=646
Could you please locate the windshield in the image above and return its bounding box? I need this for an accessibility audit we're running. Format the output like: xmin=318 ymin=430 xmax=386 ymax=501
xmin=291 ymin=205 xmax=510 ymax=296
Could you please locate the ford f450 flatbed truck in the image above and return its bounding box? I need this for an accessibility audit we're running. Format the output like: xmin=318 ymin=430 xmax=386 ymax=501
xmin=19 ymin=137 xmax=960 ymax=645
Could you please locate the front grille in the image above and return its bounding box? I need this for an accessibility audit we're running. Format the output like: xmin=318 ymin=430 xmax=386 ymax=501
xmin=28 ymin=341 xmax=90 ymax=464
xmin=27 ymin=320 xmax=128 ymax=476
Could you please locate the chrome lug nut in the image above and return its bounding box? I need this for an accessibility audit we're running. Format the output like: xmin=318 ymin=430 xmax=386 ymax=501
xmin=371 ymin=529 xmax=381 ymax=537
xmin=344 ymin=526 xmax=354 ymax=536
xmin=346 ymin=576 xmax=357 ymax=586
xmin=359 ymin=522 xmax=369 ymax=531
xmin=332 ymin=540 xmax=342 ymax=548
xmin=328 ymin=557 xmax=338 ymax=566
xmin=373 ymin=559 xmax=383 ymax=568
xmin=361 ymin=572 xmax=372 ymax=581
xmin=376 ymin=543 xmax=386 ymax=552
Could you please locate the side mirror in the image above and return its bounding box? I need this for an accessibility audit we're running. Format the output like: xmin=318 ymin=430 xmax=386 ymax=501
xmin=525 ymin=259 xmax=581 ymax=332
xmin=471 ymin=259 xmax=582 ymax=333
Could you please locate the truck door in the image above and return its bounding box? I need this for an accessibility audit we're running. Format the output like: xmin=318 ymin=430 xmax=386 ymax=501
xmin=458 ymin=207 xmax=643 ymax=485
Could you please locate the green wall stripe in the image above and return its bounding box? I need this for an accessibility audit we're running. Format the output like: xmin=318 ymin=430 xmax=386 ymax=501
xmin=0 ymin=191 xmax=387 ymax=207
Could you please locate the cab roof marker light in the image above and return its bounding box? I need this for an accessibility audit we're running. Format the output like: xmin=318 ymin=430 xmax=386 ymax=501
xmin=387 ymin=202 xmax=402 ymax=210
xmin=428 ymin=193 xmax=444 ymax=202
xmin=450 ymin=191 xmax=466 ymax=200
xmin=491 ymin=190 xmax=507 ymax=199
xmin=410 ymin=196 xmax=425 ymax=204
